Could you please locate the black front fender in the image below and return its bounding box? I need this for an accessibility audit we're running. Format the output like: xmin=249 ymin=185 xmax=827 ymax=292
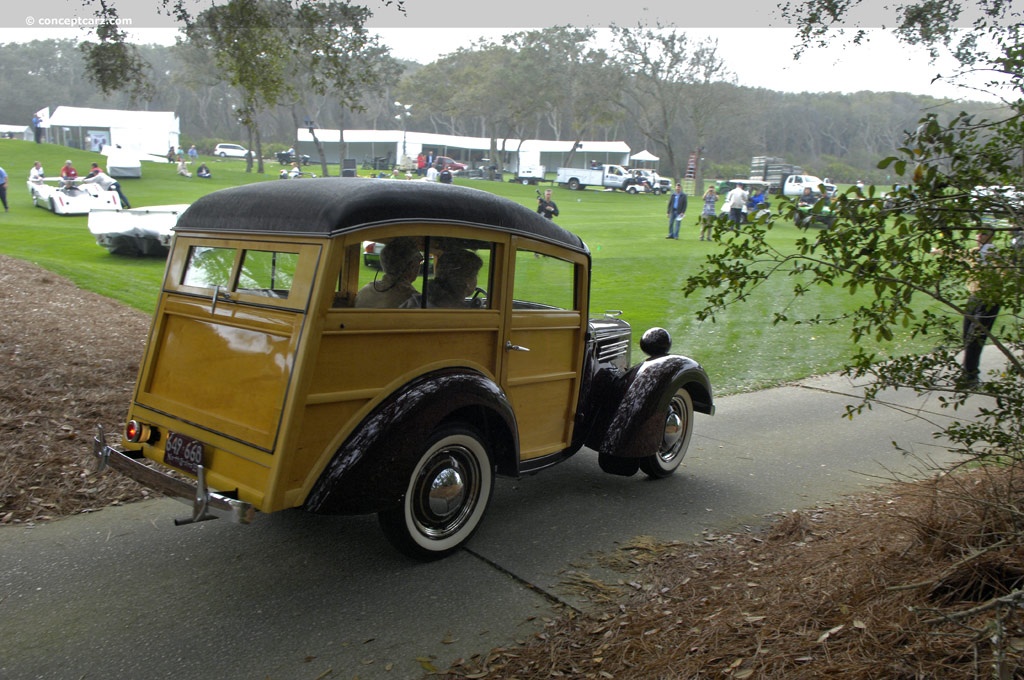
xmin=599 ymin=355 xmax=713 ymax=461
xmin=304 ymin=369 xmax=517 ymax=515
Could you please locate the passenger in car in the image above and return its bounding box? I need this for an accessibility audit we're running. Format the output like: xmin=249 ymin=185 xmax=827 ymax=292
xmin=354 ymin=237 xmax=423 ymax=308
xmin=410 ymin=248 xmax=483 ymax=308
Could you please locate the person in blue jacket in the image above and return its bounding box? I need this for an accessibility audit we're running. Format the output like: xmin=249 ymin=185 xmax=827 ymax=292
xmin=666 ymin=183 xmax=687 ymax=239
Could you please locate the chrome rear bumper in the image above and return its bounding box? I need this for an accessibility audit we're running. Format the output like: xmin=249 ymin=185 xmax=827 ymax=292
xmin=93 ymin=426 xmax=255 ymax=525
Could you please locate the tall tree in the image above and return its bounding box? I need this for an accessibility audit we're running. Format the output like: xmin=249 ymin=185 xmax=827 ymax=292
xmin=180 ymin=0 xmax=398 ymax=174
xmin=684 ymin=3 xmax=1023 ymax=656
xmin=505 ymin=27 xmax=625 ymax=160
xmin=184 ymin=0 xmax=292 ymax=173
xmin=609 ymin=25 xmax=732 ymax=181
xmin=77 ymin=0 xmax=405 ymax=102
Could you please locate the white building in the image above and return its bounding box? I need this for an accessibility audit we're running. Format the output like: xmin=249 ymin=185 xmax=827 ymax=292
xmin=296 ymin=128 xmax=632 ymax=173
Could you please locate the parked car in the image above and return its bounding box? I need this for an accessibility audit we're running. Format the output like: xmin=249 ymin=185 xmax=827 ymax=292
xmin=213 ymin=143 xmax=250 ymax=159
xmin=276 ymin=149 xmax=311 ymax=166
xmin=435 ymin=156 xmax=466 ymax=172
xmin=93 ymin=178 xmax=714 ymax=560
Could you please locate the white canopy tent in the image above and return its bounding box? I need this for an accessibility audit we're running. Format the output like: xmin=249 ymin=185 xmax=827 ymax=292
xmin=45 ymin=106 xmax=180 ymax=157
xmin=630 ymin=149 xmax=660 ymax=168
xmin=0 ymin=124 xmax=32 ymax=141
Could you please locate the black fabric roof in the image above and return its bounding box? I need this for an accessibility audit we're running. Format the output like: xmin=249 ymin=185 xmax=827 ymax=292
xmin=174 ymin=177 xmax=587 ymax=253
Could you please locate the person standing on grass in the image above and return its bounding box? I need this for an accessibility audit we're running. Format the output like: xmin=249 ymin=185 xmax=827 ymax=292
xmin=0 ymin=165 xmax=8 ymax=212
xmin=537 ymin=189 xmax=559 ymax=220
xmin=724 ymin=182 xmax=748 ymax=227
xmin=961 ymin=229 xmax=1001 ymax=388
xmin=700 ymin=185 xmax=717 ymax=241
xmin=666 ymin=183 xmax=687 ymax=239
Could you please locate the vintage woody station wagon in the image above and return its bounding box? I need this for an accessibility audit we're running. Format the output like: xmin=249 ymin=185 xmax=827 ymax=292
xmin=94 ymin=178 xmax=714 ymax=559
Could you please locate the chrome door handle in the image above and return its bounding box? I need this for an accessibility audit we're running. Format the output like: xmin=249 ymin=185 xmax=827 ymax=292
xmin=505 ymin=340 xmax=530 ymax=352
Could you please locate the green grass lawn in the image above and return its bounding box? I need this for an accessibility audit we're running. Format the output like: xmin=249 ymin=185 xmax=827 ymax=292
xmin=0 ymin=138 xmax=916 ymax=395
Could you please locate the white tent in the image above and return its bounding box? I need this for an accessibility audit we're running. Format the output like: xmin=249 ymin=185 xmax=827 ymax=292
xmin=0 ymin=124 xmax=32 ymax=141
xmin=46 ymin=106 xmax=180 ymax=157
xmin=630 ymin=149 xmax=660 ymax=166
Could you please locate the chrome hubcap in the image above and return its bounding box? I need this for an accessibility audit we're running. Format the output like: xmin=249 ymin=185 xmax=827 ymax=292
xmin=412 ymin=446 xmax=479 ymax=539
xmin=660 ymin=397 xmax=686 ymax=462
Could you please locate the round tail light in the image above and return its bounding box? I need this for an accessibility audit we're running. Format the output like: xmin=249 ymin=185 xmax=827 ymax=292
xmin=125 ymin=420 xmax=152 ymax=443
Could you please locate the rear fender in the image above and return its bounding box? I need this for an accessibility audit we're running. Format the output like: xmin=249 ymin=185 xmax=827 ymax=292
xmin=304 ymin=369 xmax=517 ymax=515
xmin=599 ymin=355 xmax=713 ymax=462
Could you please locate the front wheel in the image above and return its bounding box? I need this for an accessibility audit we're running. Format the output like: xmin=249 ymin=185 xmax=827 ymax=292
xmin=639 ymin=389 xmax=694 ymax=478
xmin=567 ymin=178 xmax=581 ymax=190
xmin=378 ymin=425 xmax=494 ymax=560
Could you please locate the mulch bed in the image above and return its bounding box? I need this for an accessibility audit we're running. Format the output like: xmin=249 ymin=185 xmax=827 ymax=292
xmin=0 ymin=255 xmax=152 ymax=524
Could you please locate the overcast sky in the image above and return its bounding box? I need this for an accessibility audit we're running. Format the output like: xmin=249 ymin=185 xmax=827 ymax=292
xmin=0 ymin=0 xmax=1006 ymax=103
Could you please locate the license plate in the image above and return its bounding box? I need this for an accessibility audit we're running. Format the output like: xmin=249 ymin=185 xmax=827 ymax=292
xmin=165 ymin=432 xmax=204 ymax=475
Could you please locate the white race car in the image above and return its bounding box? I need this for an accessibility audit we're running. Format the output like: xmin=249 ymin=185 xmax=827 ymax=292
xmin=87 ymin=204 xmax=190 ymax=257
xmin=27 ymin=178 xmax=123 ymax=215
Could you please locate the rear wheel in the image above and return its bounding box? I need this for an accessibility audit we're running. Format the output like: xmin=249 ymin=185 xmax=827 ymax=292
xmin=567 ymin=178 xmax=581 ymax=190
xmin=378 ymin=424 xmax=494 ymax=560
xmin=639 ymin=389 xmax=693 ymax=478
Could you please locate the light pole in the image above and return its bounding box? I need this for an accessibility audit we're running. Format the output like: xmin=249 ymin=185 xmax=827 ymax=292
xmin=394 ymin=101 xmax=412 ymax=161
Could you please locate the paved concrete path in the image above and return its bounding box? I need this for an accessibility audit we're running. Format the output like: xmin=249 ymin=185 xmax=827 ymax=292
xmin=0 ymin=369 xmax=981 ymax=680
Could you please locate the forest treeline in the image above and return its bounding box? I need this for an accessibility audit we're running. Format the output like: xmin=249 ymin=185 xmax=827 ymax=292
xmin=0 ymin=37 xmax=1003 ymax=183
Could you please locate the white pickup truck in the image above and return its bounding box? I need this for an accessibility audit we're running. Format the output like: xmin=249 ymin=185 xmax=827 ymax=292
xmin=781 ymin=174 xmax=837 ymax=197
xmin=556 ymin=164 xmax=636 ymax=191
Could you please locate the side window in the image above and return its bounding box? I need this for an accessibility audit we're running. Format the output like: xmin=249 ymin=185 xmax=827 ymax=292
xmin=178 ymin=243 xmax=310 ymax=307
xmin=237 ymin=250 xmax=299 ymax=298
xmin=513 ymin=250 xmax=576 ymax=310
xmin=181 ymin=246 xmax=236 ymax=288
xmin=353 ymin=236 xmax=494 ymax=310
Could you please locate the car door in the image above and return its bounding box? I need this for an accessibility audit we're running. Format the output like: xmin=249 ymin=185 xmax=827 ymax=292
xmin=500 ymin=237 xmax=588 ymax=460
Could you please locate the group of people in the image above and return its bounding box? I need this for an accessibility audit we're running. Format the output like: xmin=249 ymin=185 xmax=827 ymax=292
xmin=354 ymin=237 xmax=484 ymax=310
xmin=665 ymin=181 xmax=774 ymax=241
xmin=666 ymin=182 xmax=728 ymax=241
xmin=26 ymin=159 xmax=132 ymax=208
xmin=412 ymin=151 xmax=455 ymax=184
xmin=178 ymin=159 xmax=211 ymax=178
xmin=278 ymin=162 xmax=311 ymax=180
